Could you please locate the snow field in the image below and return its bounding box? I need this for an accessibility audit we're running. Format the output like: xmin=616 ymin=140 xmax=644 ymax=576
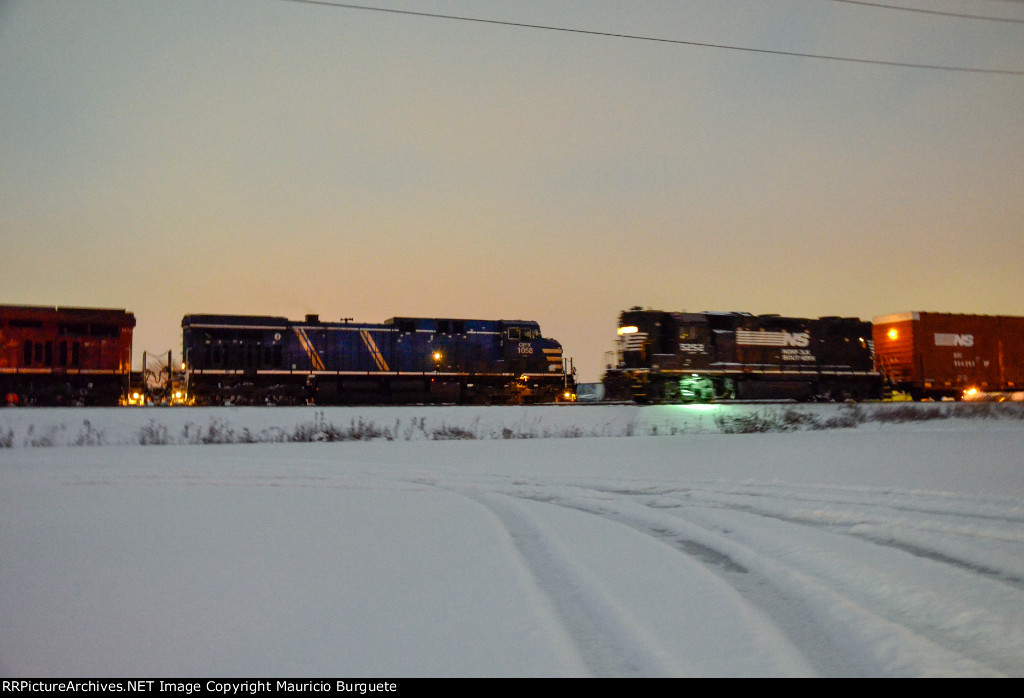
xmin=1 ymin=404 xmax=1023 ymax=676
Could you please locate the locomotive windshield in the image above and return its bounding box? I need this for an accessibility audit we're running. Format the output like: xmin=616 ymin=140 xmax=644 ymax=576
xmin=507 ymin=327 xmax=539 ymax=340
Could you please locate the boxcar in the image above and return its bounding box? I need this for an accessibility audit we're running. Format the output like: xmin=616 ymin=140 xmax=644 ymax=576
xmin=181 ymin=313 xmax=575 ymax=405
xmin=603 ymin=308 xmax=882 ymax=403
xmin=1 ymin=305 xmax=135 ymax=405
xmin=873 ymin=312 xmax=1024 ymax=400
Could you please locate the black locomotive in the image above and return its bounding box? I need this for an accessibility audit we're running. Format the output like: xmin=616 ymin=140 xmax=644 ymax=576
xmin=182 ymin=313 xmax=575 ymax=405
xmin=603 ymin=308 xmax=882 ymax=403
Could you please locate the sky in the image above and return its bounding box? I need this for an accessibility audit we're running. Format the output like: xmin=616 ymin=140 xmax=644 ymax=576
xmin=2 ymin=0 xmax=1022 ymax=381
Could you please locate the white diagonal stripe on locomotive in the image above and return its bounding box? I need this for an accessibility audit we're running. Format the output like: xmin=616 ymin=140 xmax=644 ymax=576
xmin=292 ymin=327 xmax=325 ymax=371
xmin=541 ymin=347 xmax=564 ymax=364
xmin=359 ymin=329 xmax=390 ymax=372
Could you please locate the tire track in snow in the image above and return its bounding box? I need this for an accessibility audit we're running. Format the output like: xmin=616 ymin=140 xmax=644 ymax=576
xmin=455 ymin=489 xmax=816 ymax=677
xmin=458 ymin=490 xmax=688 ymax=677
xmin=504 ymin=490 xmax=876 ymax=676
xmin=603 ymin=481 xmax=1024 ymax=590
xmin=501 ymin=486 xmax=1009 ymax=677
xmin=684 ymin=482 xmax=1024 ymax=527
xmin=657 ymin=482 xmax=1024 ymax=592
xmin=661 ymin=497 xmax=1024 ymax=676
xmin=725 ymin=506 xmax=1024 ymax=590
xmin=854 ymin=535 xmax=1024 ymax=588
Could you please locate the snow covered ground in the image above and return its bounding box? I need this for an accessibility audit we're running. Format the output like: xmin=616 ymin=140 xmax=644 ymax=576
xmin=2 ymin=403 xmax=1023 ymax=677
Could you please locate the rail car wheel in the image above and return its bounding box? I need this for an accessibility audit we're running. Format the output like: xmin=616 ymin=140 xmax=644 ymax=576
xmin=661 ymin=381 xmax=681 ymax=403
xmin=643 ymin=377 xmax=665 ymax=403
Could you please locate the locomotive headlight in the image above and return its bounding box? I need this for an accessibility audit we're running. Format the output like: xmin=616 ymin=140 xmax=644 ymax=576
xmin=618 ymin=326 xmax=639 ymax=335
xmin=432 ymin=351 xmax=442 ymax=362
xmin=887 ymin=328 xmax=898 ymax=341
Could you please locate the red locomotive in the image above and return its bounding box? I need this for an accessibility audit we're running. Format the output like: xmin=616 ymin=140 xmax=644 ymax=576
xmin=1 ymin=305 xmax=135 ymax=406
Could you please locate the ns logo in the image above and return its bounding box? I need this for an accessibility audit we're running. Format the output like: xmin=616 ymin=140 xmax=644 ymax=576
xmin=935 ymin=333 xmax=974 ymax=348
xmin=785 ymin=331 xmax=810 ymax=348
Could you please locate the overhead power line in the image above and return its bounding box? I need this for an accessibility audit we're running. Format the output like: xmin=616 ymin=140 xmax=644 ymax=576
xmin=827 ymin=0 xmax=1024 ymax=24
xmin=278 ymin=0 xmax=1023 ymax=76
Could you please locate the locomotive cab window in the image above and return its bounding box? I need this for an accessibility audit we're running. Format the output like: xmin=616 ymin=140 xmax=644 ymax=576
xmin=507 ymin=328 xmax=521 ymax=341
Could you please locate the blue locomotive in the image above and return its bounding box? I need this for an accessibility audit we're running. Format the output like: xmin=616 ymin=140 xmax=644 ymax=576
xmin=182 ymin=313 xmax=575 ymax=405
xmin=603 ymin=308 xmax=883 ymax=403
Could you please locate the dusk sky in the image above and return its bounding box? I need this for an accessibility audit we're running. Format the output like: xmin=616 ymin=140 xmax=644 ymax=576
xmin=2 ymin=0 xmax=1022 ymax=381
